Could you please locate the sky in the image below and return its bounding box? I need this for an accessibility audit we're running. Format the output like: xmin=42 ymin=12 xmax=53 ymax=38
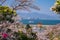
xmin=1 ymin=0 xmax=60 ymax=20
xmin=17 ymin=0 xmax=60 ymax=20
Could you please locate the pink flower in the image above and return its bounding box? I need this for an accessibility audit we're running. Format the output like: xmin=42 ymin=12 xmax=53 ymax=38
xmin=2 ymin=33 xmax=8 ymax=38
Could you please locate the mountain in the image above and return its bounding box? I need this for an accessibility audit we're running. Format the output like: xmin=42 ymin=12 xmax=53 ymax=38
xmin=17 ymin=12 xmax=60 ymax=20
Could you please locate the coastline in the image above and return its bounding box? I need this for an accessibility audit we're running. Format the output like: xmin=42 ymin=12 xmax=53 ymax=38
xmin=23 ymin=24 xmax=56 ymax=27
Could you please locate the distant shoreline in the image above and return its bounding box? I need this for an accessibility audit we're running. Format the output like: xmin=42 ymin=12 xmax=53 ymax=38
xmin=23 ymin=24 xmax=56 ymax=27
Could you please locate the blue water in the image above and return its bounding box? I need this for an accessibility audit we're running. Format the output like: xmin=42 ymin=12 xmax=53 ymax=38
xmin=20 ymin=19 xmax=60 ymax=25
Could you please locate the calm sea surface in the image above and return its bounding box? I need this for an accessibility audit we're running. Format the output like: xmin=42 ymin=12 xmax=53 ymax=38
xmin=20 ymin=19 xmax=60 ymax=25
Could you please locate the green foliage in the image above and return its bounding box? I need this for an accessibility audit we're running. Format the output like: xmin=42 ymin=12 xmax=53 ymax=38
xmin=0 ymin=6 xmax=17 ymax=22
xmin=26 ymin=24 xmax=31 ymax=29
xmin=56 ymin=0 xmax=60 ymax=5
xmin=17 ymin=31 xmax=36 ymax=40
xmin=48 ymin=32 xmax=54 ymax=40
xmin=0 ymin=6 xmax=16 ymax=16
xmin=18 ymin=31 xmax=28 ymax=40
xmin=51 ymin=0 xmax=60 ymax=14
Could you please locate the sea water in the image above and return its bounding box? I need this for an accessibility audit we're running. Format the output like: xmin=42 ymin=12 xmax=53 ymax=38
xmin=20 ymin=19 xmax=60 ymax=25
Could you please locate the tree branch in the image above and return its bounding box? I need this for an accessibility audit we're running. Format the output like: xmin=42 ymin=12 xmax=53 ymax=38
xmin=0 ymin=0 xmax=7 ymax=5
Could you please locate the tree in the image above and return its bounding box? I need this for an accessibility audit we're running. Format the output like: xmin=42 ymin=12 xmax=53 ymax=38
xmin=26 ymin=24 xmax=31 ymax=29
xmin=0 ymin=0 xmax=40 ymax=11
xmin=0 ymin=0 xmax=40 ymax=22
xmin=0 ymin=0 xmax=6 ymax=5
xmin=51 ymin=0 xmax=60 ymax=14
xmin=0 ymin=6 xmax=17 ymax=22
